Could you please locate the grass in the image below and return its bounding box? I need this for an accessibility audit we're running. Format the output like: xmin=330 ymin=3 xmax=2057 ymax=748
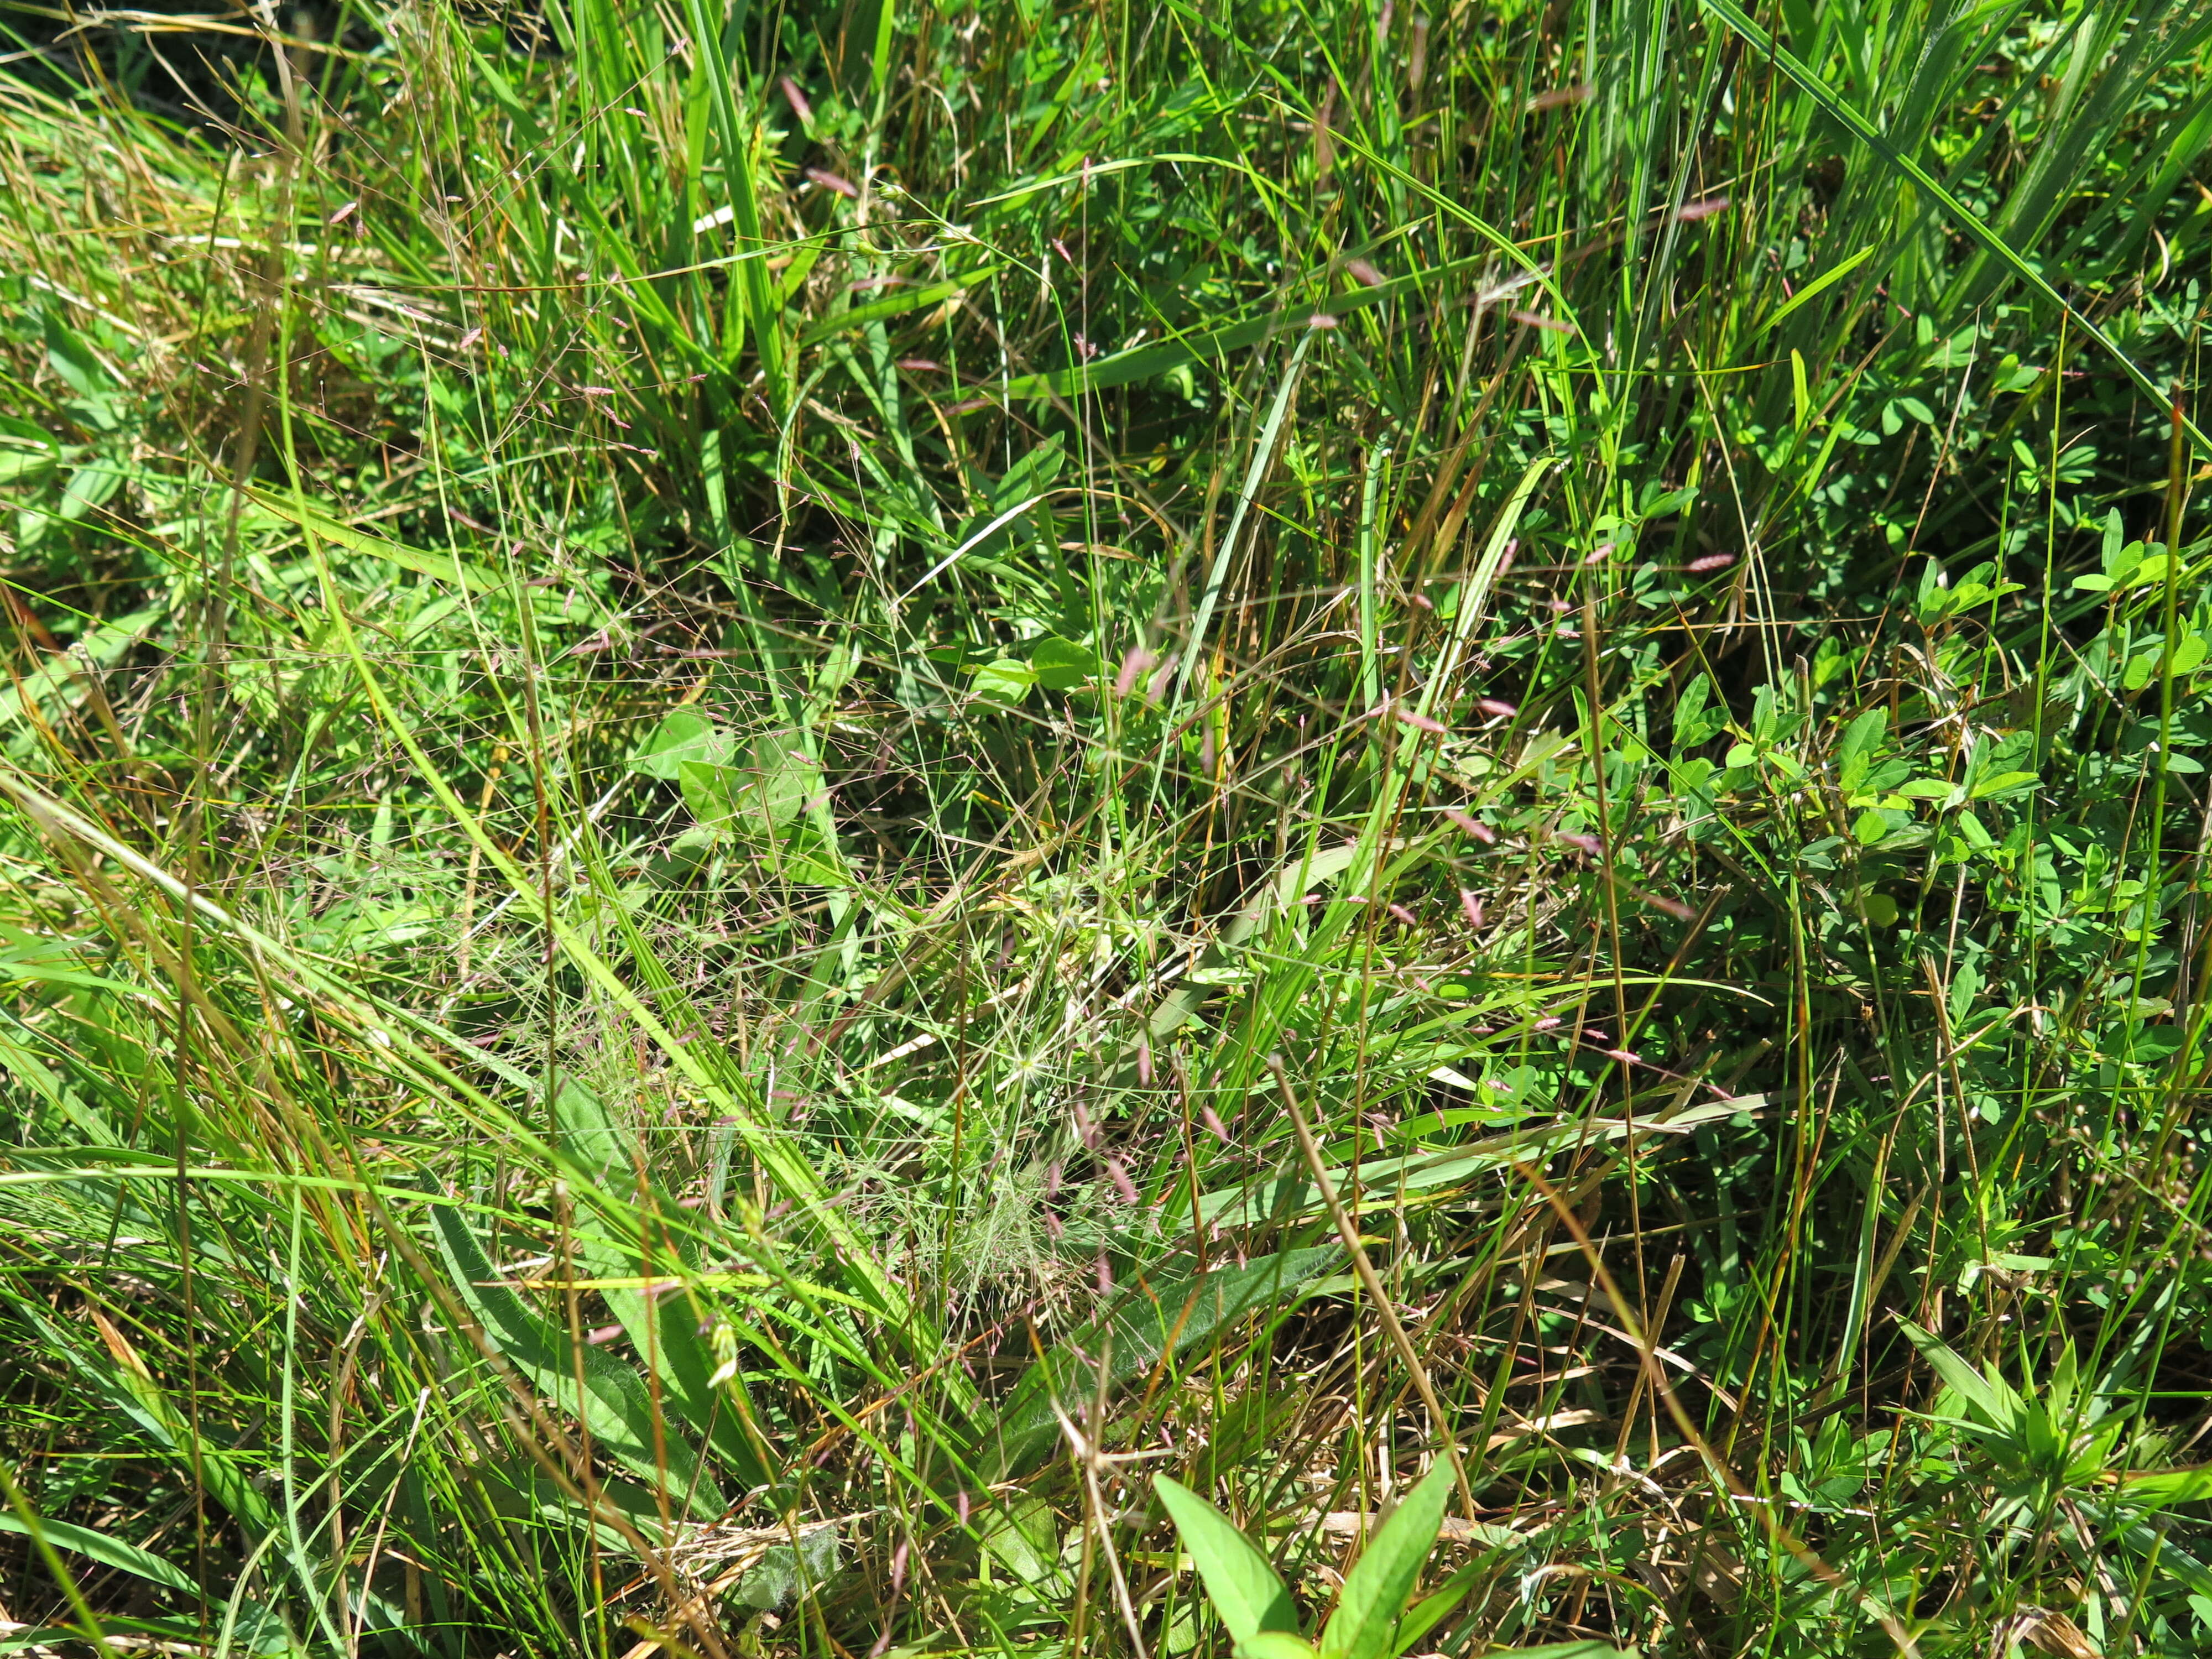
xmin=4 ymin=0 xmax=2212 ymax=1653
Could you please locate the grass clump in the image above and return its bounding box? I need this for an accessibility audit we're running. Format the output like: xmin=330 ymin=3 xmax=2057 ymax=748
xmin=5 ymin=1 xmax=2212 ymax=1656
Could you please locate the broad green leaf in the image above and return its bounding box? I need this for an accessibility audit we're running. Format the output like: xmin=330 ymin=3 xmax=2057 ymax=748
xmin=990 ymin=1248 xmax=1339 ymax=1476
xmin=1389 ymin=1561 xmax=1489 ymax=1657
xmin=1671 ymin=672 xmax=1713 ymax=748
xmin=429 ymin=1202 xmax=722 ymax=1514
xmin=980 ymin=1495 xmax=1067 ymax=1590
xmin=631 ymin=708 xmax=734 ymax=781
xmin=972 ymin=658 xmax=1036 ymax=702
xmin=1032 ymin=637 xmax=1102 ymax=691
xmin=797 ymin=268 xmax=1003 ymax=347
xmin=0 ymin=1514 xmax=195 ymax=1594
xmin=1238 ymin=1634 xmax=1320 ymax=1659
xmin=43 ymin=313 xmax=114 ymax=399
xmin=547 ymin=1083 xmax=774 ymax=1491
xmin=1154 ymin=1476 xmax=1298 ymax=1643
xmin=1835 ymin=707 xmax=1887 ymax=782
xmin=1319 ymin=1459 xmax=1455 ymax=1659
xmin=248 ymin=487 xmax=502 ymax=592
xmin=1969 ymin=770 xmax=2039 ymax=801
xmin=678 ymin=757 xmax=740 ymax=831
xmin=1896 ymin=1318 xmax=2017 ymax=1432
xmin=732 ymin=739 xmax=823 ymax=830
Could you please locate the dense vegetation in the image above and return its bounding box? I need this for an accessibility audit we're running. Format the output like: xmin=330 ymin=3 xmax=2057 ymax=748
xmin=6 ymin=0 xmax=2212 ymax=1654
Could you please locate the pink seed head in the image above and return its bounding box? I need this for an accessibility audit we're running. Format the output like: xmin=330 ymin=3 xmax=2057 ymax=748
xmin=1526 ymin=83 xmax=1593 ymax=112
xmin=1105 ymin=1155 xmax=1140 ymax=1205
xmin=1114 ymin=646 xmax=1157 ymax=697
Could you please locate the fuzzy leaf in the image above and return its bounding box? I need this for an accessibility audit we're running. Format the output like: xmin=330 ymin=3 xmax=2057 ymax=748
xmin=1319 ymin=1460 xmax=1455 ymax=1659
xmin=1155 ymin=1476 xmax=1298 ymax=1643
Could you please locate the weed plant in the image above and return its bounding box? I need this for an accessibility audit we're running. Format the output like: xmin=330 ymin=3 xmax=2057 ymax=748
xmin=4 ymin=0 xmax=2212 ymax=1655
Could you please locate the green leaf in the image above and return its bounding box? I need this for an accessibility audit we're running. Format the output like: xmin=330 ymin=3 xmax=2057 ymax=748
xmin=980 ymin=1495 xmax=1067 ymax=1590
xmin=1154 ymin=1476 xmax=1298 ymax=1644
xmin=679 ymin=757 xmax=740 ymax=831
xmin=972 ymin=658 xmax=1036 ymax=702
xmin=429 ymin=1203 xmax=722 ymax=1513
xmin=991 ymin=1248 xmax=1339 ymax=1477
xmin=1237 ymin=1635 xmax=1320 ymax=1659
xmin=248 ymin=487 xmax=502 ymax=592
xmin=1896 ymin=1318 xmax=2017 ymax=1432
xmin=546 ymin=1084 xmax=776 ymax=1492
xmin=1835 ymin=707 xmax=1887 ymax=781
xmin=1320 ymin=1459 xmax=1455 ymax=1659
xmin=729 ymin=739 xmax=822 ymax=832
xmin=1672 ymin=672 xmax=1719 ymax=748
xmin=43 ymin=314 xmax=114 ymax=400
xmin=1762 ymin=244 xmax=1875 ymax=331
xmin=1388 ymin=1560 xmax=1486 ymax=1657
xmin=631 ymin=708 xmax=734 ymax=781
xmin=1969 ymin=770 xmax=2039 ymax=801
xmin=797 ymin=268 xmax=1004 ymax=348
xmin=1031 ymin=637 xmax=1102 ymax=691
xmin=0 ymin=1515 xmax=195 ymax=1595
